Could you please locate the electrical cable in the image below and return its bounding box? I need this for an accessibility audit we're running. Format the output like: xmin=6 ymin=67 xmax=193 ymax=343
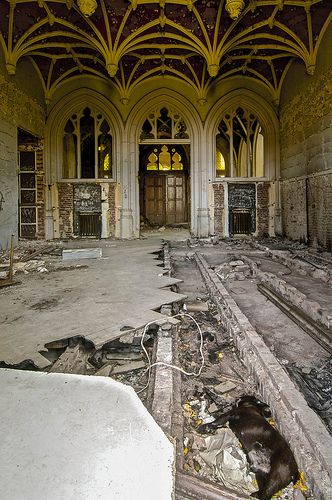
xmin=136 ymin=312 xmax=205 ymax=394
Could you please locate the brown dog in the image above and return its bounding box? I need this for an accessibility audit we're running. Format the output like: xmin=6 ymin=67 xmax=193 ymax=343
xmin=198 ymin=397 xmax=299 ymax=499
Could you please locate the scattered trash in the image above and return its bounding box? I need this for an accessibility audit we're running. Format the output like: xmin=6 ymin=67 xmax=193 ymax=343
xmin=183 ymin=302 xmax=209 ymax=312
xmin=200 ymin=427 xmax=258 ymax=495
xmin=288 ymin=359 xmax=332 ymax=432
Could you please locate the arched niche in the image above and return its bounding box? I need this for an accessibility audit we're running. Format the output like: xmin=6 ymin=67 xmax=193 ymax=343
xmin=44 ymin=89 xmax=124 ymax=239
xmin=205 ymin=89 xmax=280 ymax=237
xmin=124 ymin=89 xmax=204 ymax=237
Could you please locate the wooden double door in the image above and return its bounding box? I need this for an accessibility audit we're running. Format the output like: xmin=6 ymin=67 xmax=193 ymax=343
xmin=144 ymin=173 xmax=188 ymax=226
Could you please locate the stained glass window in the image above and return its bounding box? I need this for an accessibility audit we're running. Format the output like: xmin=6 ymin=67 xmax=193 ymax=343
xmin=146 ymin=145 xmax=183 ymax=171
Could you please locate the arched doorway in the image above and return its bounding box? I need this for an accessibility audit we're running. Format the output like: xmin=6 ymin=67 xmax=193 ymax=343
xmin=139 ymin=143 xmax=189 ymax=227
xmin=138 ymin=106 xmax=190 ymax=228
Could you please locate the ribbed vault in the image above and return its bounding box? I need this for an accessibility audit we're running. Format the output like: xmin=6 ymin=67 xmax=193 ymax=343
xmin=0 ymin=0 xmax=331 ymax=104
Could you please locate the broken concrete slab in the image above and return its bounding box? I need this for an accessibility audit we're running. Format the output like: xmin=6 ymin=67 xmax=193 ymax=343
xmin=62 ymin=248 xmax=102 ymax=260
xmin=212 ymin=381 xmax=237 ymax=394
xmin=94 ymin=364 xmax=113 ymax=377
xmin=0 ymin=240 xmax=186 ymax=368
xmin=112 ymin=360 xmax=146 ymax=374
xmin=0 ymin=368 xmax=174 ymax=500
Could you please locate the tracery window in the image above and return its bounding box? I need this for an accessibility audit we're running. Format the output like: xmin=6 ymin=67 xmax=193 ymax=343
xmin=146 ymin=145 xmax=184 ymax=171
xmin=62 ymin=107 xmax=113 ymax=179
xmin=140 ymin=107 xmax=189 ymax=140
xmin=216 ymin=107 xmax=264 ymax=178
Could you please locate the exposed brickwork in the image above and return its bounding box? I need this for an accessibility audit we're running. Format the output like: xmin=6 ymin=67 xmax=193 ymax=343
xmin=108 ymin=183 xmax=116 ymax=236
xmin=58 ymin=183 xmax=73 ymax=238
xmin=256 ymin=182 xmax=269 ymax=237
xmin=281 ymin=173 xmax=332 ymax=250
xmin=36 ymin=149 xmax=45 ymax=239
xmin=212 ymin=183 xmax=224 ymax=236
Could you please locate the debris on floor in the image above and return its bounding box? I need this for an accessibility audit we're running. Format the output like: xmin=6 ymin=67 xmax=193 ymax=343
xmin=42 ymin=329 xmax=155 ymax=401
xmin=288 ymin=358 xmax=332 ymax=433
xmin=62 ymin=248 xmax=102 ymax=260
xmin=199 ymin=427 xmax=258 ymax=495
xmin=214 ymin=258 xmax=252 ymax=281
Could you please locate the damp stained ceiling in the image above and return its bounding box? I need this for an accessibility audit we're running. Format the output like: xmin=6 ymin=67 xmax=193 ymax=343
xmin=0 ymin=0 xmax=331 ymax=104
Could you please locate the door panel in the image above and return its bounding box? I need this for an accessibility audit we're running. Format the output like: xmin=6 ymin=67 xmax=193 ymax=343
xmin=144 ymin=173 xmax=187 ymax=225
xmin=166 ymin=175 xmax=187 ymax=224
xmin=145 ymin=175 xmax=166 ymax=224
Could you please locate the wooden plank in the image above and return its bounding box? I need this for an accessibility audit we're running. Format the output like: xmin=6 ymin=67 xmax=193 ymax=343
xmin=49 ymin=341 xmax=95 ymax=374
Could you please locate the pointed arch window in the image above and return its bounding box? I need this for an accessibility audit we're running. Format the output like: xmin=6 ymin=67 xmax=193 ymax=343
xmin=62 ymin=107 xmax=113 ymax=179
xmin=140 ymin=107 xmax=189 ymax=140
xmin=216 ymin=107 xmax=264 ymax=178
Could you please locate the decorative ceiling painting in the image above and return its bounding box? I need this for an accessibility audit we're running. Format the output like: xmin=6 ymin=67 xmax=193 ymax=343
xmin=0 ymin=0 xmax=331 ymax=104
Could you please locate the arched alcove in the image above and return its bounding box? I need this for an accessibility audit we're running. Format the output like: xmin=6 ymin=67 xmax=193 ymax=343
xmin=44 ymin=89 xmax=124 ymax=240
xmin=205 ymin=89 xmax=280 ymax=238
xmin=124 ymin=89 xmax=204 ymax=237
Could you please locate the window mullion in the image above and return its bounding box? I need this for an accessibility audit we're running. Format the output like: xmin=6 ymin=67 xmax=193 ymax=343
xmin=78 ymin=119 xmax=82 ymax=179
xmin=95 ymin=116 xmax=98 ymax=179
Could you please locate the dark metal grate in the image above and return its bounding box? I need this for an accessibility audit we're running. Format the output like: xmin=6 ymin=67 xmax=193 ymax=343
xmin=231 ymin=209 xmax=252 ymax=235
xmin=79 ymin=213 xmax=101 ymax=237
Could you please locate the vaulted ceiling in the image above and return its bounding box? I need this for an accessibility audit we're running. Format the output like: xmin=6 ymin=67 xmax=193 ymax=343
xmin=1 ymin=0 xmax=331 ymax=104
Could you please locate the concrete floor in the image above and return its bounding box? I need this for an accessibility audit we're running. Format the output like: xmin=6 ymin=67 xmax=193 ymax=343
xmin=0 ymin=233 xmax=189 ymax=368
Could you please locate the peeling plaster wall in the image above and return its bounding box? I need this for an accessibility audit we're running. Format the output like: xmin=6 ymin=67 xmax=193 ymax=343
xmin=279 ymin=25 xmax=332 ymax=248
xmin=0 ymin=119 xmax=17 ymax=249
xmin=280 ymin=63 xmax=332 ymax=179
xmin=0 ymin=51 xmax=45 ymax=136
xmin=0 ymin=52 xmax=46 ymax=247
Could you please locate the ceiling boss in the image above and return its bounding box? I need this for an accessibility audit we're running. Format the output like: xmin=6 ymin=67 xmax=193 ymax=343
xmin=225 ymin=0 xmax=245 ymax=20
xmin=77 ymin=0 xmax=98 ymax=17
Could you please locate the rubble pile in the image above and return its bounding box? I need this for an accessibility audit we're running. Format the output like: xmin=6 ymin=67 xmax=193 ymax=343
xmin=44 ymin=329 xmax=155 ymax=401
xmin=214 ymin=259 xmax=252 ymax=281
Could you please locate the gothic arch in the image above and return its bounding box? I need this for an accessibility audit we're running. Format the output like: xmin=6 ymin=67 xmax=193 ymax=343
xmin=205 ymin=89 xmax=280 ymax=237
xmin=124 ymin=89 xmax=204 ymax=237
xmin=205 ymin=89 xmax=280 ymax=181
xmin=44 ymin=89 xmax=124 ymax=239
xmin=45 ymin=89 xmax=124 ymax=183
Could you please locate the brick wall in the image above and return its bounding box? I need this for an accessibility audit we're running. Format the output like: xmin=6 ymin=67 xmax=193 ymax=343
xmin=58 ymin=183 xmax=73 ymax=238
xmin=256 ymin=182 xmax=270 ymax=237
xmin=281 ymin=173 xmax=332 ymax=250
xmin=213 ymin=183 xmax=224 ymax=236
xmin=108 ymin=183 xmax=116 ymax=236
